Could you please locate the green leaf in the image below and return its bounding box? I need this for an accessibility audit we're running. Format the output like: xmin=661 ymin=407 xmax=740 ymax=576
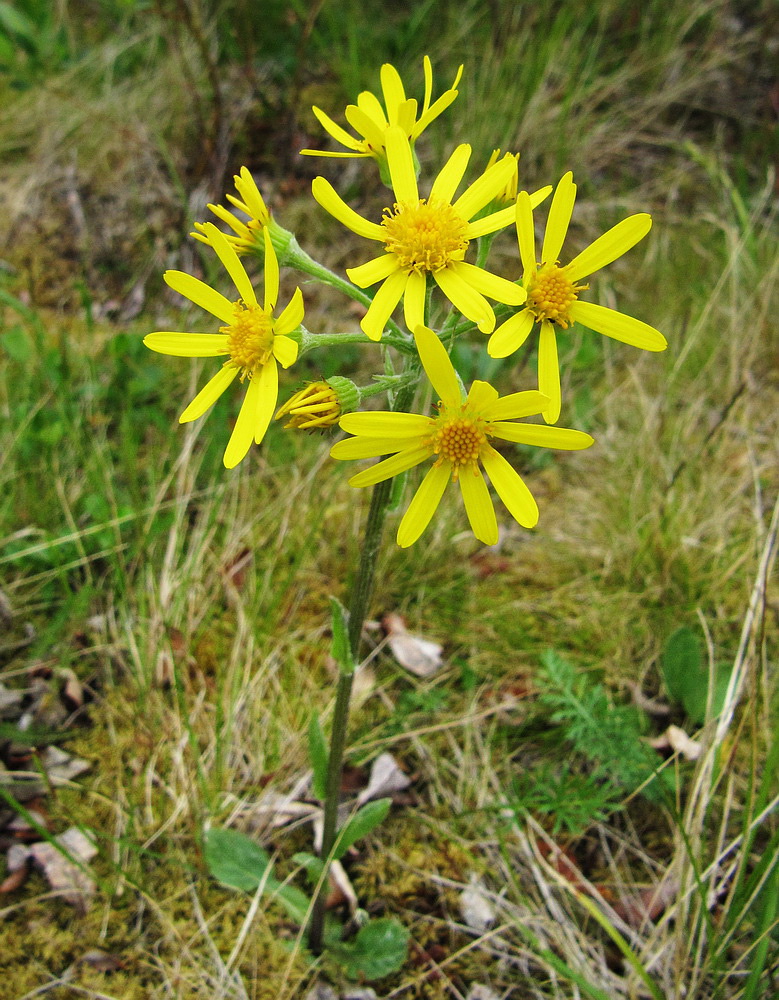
xmin=662 ymin=628 xmax=729 ymax=723
xmin=292 ymin=851 xmax=325 ymax=885
xmin=308 ymin=713 xmax=329 ymax=802
xmin=662 ymin=627 xmax=702 ymax=705
xmin=1 ymin=327 xmax=33 ymax=362
xmin=204 ymin=827 xmax=272 ymax=891
xmin=329 ymin=917 xmax=409 ymax=980
xmin=330 ymin=596 xmax=355 ymax=674
xmin=333 ymin=798 xmax=391 ymax=860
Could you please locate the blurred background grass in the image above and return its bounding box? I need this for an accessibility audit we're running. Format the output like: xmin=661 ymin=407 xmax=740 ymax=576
xmin=0 ymin=1 xmax=777 ymax=998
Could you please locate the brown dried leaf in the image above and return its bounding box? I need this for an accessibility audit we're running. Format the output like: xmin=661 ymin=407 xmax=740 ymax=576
xmin=80 ymin=949 xmax=124 ymax=972
xmin=612 ymin=878 xmax=679 ymax=927
xmin=59 ymin=668 xmax=83 ymax=709
xmin=460 ymin=873 xmax=496 ymax=931
xmin=29 ymin=827 xmax=98 ymax=914
xmin=356 ymin=753 xmax=411 ymax=806
xmin=40 ymin=746 xmax=91 ymax=783
xmin=382 ymin=613 xmax=443 ymax=678
xmin=627 ymin=681 xmax=671 ymax=717
xmin=221 ymin=547 xmax=252 ymax=590
xmin=0 ymin=861 xmax=29 ymax=893
xmin=649 ymin=724 xmax=703 ymax=760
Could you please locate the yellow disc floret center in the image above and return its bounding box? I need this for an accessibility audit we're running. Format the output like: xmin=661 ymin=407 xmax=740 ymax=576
xmin=430 ymin=410 xmax=487 ymax=480
xmin=382 ymin=199 xmax=469 ymax=274
xmin=526 ymin=263 xmax=587 ymax=328
xmin=222 ymin=303 xmax=274 ymax=376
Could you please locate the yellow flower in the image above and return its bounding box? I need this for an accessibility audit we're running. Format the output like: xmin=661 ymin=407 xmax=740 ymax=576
xmin=485 ymin=149 xmax=520 ymax=207
xmin=488 ymin=171 xmax=667 ymax=423
xmin=144 ymin=224 xmax=303 ymax=468
xmin=191 ymin=167 xmax=271 ymax=256
xmin=276 ymin=377 xmax=359 ymax=430
xmin=301 ymin=56 xmax=462 ymax=170
xmin=313 ymin=126 xmax=551 ymax=341
xmin=330 ymin=326 xmax=593 ymax=547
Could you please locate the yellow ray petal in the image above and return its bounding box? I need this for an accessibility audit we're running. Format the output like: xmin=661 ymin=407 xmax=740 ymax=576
xmin=459 ymin=468 xmax=498 ymax=545
xmin=465 ymin=184 xmax=551 ymax=240
xmin=413 ymin=325 xmax=462 ymax=410
xmin=397 ymin=462 xmax=451 ymax=547
xmin=541 ymin=171 xmax=577 ymax=265
xmin=300 ymin=149 xmax=366 ymax=159
xmin=483 ymin=389 xmax=548 ymax=421
xmin=385 ymin=125 xmax=418 ymax=203
xmin=274 ymin=287 xmax=304 ymax=337
xmin=466 ymin=379 xmax=499 ymax=412
xmin=396 ymin=98 xmax=418 ymax=135
xmin=515 ymin=190 xmax=537 ymax=280
xmin=348 ymin=445 xmax=431 ymax=488
xmin=331 ymin=436 xmax=401 ymax=461
xmin=361 ymin=270 xmax=407 ymax=341
xmin=380 ymin=64 xmax=405 ymax=120
xmin=347 ymin=254 xmax=399 ymax=289
xmin=481 ymin=446 xmax=538 ymax=528
xmin=489 ymin=422 xmax=594 ymax=450
xmin=340 ymin=411 xmax=431 ymax=437
xmin=311 ymin=177 xmax=385 ymax=241
xmin=452 ymin=154 xmax=515 ymax=221
xmin=345 ymin=103 xmax=387 ymax=149
xmin=356 ymin=88 xmax=389 ymax=127
xmin=180 ymin=364 xmax=238 ymax=423
xmin=252 ymin=357 xmax=279 ymax=445
xmin=234 ymin=167 xmax=267 ymax=220
xmin=200 ymin=223 xmax=256 ymax=306
xmin=311 ymin=106 xmax=362 ymax=150
xmin=207 ymin=203 xmax=249 ymax=235
xmin=272 ymin=335 xmax=298 ymax=369
xmin=434 ymin=266 xmax=495 ymax=333
xmin=223 ymin=376 xmax=259 ymax=468
xmin=569 ymin=301 xmax=667 ymax=351
xmin=262 ymin=229 xmax=279 ymax=311
xmin=565 ymin=213 xmax=652 ymax=281
xmin=487 ymin=309 xmax=535 ymax=358
xmin=538 ymin=321 xmax=561 ymax=424
xmin=429 ymin=144 xmax=471 ymax=205
xmin=164 ymin=271 xmax=235 ymax=324
xmin=449 ymin=261 xmax=526 ymax=305
xmin=403 ymin=270 xmax=426 ymax=332
xmin=422 ymin=55 xmax=433 ymax=114
xmin=144 ymin=332 xmax=230 ymax=357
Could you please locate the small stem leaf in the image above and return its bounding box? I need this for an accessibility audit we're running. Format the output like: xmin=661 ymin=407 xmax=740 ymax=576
xmin=308 ymin=714 xmax=329 ymax=801
xmin=330 ymin=595 xmax=356 ymax=674
xmin=292 ymin=851 xmax=325 ymax=885
xmin=328 ymin=916 xmax=409 ymax=980
xmin=333 ymin=798 xmax=391 ymax=861
xmin=204 ymin=828 xmax=272 ymax=891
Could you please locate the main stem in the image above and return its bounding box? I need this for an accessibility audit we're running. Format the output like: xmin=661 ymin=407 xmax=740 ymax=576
xmin=308 ymin=373 xmax=419 ymax=952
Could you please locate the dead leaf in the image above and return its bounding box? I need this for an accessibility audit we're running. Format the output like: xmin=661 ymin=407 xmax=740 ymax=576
xmin=59 ymin=669 xmax=83 ymax=709
xmin=79 ymin=949 xmax=124 ymax=972
xmin=627 ymin=681 xmax=671 ymax=717
xmin=304 ymin=986 xmax=338 ymax=1000
xmin=649 ymin=724 xmax=702 ymax=760
xmin=39 ymin=746 xmax=91 ymax=783
xmin=0 ymin=589 xmax=12 ymax=626
xmin=221 ymin=547 xmax=252 ymax=590
xmin=460 ymin=873 xmax=496 ymax=932
xmin=466 ymin=987 xmax=500 ymax=1000
xmin=382 ymin=613 xmax=443 ymax=678
xmin=327 ymin=859 xmax=358 ymax=913
xmin=356 ymin=753 xmax=411 ymax=806
xmin=612 ymin=877 xmax=679 ymax=927
xmin=0 ymin=685 xmax=24 ymax=718
xmin=29 ymin=827 xmax=98 ymax=914
xmin=154 ymin=649 xmax=174 ymax=688
xmin=0 ymin=863 xmax=29 ymax=893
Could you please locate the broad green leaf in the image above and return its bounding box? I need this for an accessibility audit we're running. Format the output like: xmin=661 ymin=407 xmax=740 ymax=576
xmin=308 ymin=713 xmax=328 ymax=801
xmin=333 ymin=798 xmax=391 ymax=860
xmin=292 ymin=851 xmax=325 ymax=885
xmin=1 ymin=327 xmax=33 ymax=363
xmin=329 ymin=917 xmax=409 ymax=980
xmin=330 ymin=596 xmax=355 ymax=674
xmin=204 ymin=827 xmax=272 ymax=891
xmin=662 ymin=627 xmax=702 ymax=705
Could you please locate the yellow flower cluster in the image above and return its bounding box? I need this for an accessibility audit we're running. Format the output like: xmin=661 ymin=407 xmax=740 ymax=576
xmin=145 ymin=57 xmax=666 ymax=544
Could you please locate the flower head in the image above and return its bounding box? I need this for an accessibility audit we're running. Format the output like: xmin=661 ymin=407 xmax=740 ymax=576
xmin=330 ymin=326 xmax=594 ymax=547
xmin=144 ymin=224 xmax=303 ymax=468
xmin=275 ymin=376 xmax=359 ymax=430
xmin=488 ymin=171 xmax=667 ymax=423
xmin=301 ymin=56 xmax=463 ymax=179
xmin=313 ymin=127 xmax=551 ymax=341
xmin=191 ymin=167 xmax=271 ymax=256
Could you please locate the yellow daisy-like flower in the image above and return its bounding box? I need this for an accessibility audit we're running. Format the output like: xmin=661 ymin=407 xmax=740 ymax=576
xmin=144 ymin=224 xmax=303 ymax=469
xmin=330 ymin=326 xmax=594 ymax=547
xmin=191 ymin=167 xmax=271 ymax=256
xmin=488 ymin=171 xmax=668 ymax=424
xmin=301 ymin=56 xmax=462 ymax=169
xmin=313 ymin=126 xmax=551 ymax=341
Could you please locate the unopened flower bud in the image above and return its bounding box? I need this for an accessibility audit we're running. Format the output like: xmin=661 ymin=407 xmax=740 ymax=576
xmin=275 ymin=377 xmax=360 ymax=430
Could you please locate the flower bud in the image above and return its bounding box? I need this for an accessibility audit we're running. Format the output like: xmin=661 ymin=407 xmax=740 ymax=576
xmin=275 ymin=377 xmax=360 ymax=430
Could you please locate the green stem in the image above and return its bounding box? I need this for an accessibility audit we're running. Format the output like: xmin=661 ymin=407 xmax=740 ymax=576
xmin=307 ymin=370 xmax=420 ymax=953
